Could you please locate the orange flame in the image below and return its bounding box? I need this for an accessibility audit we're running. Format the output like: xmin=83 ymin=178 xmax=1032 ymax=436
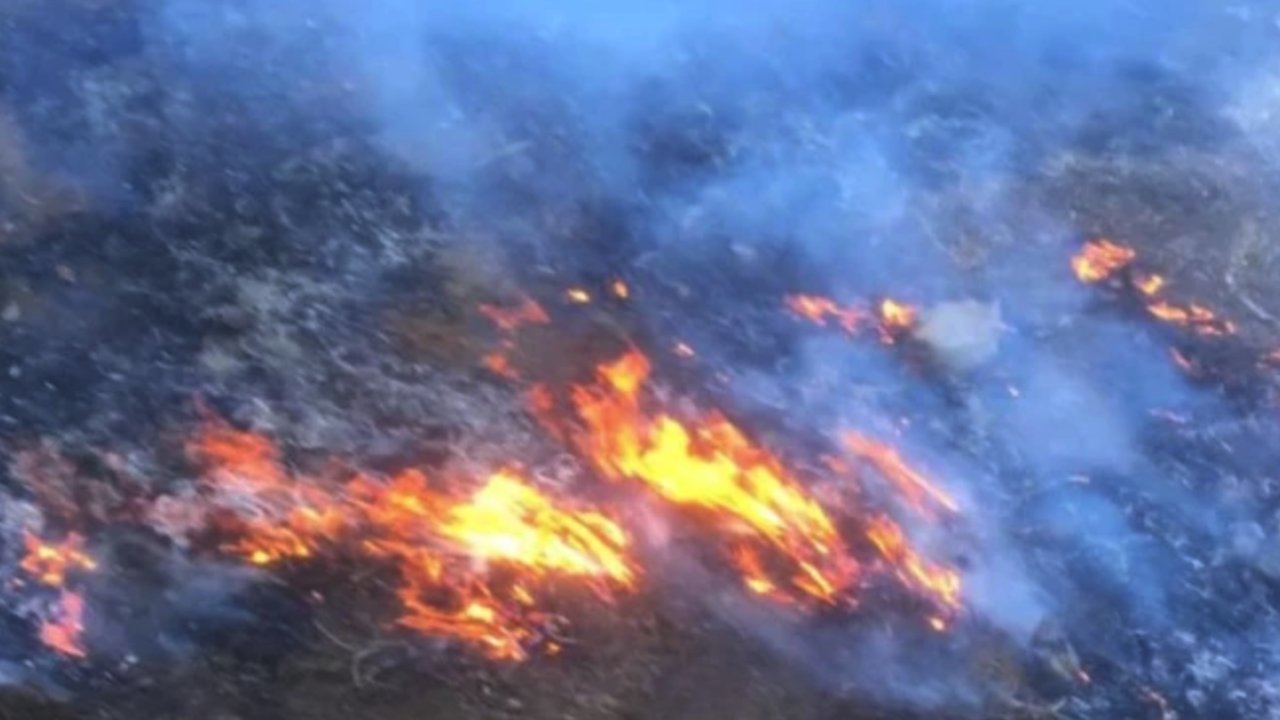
xmin=841 ymin=433 xmax=958 ymax=517
xmin=1071 ymin=241 xmax=1237 ymax=340
xmin=1146 ymin=301 xmax=1236 ymax=337
xmin=569 ymin=350 xmax=858 ymax=604
xmin=864 ymin=517 xmax=962 ymax=612
xmin=786 ymin=294 xmax=917 ymax=344
xmin=20 ymin=533 xmax=97 ymax=587
xmin=878 ymin=299 xmax=918 ymax=330
xmin=1134 ymin=273 xmax=1165 ymax=297
xmin=785 ymin=294 xmax=866 ymax=335
xmin=186 ymin=422 xmax=634 ymax=660
xmin=478 ymin=296 xmax=550 ymax=332
xmin=567 ymin=351 xmax=858 ymax=605
xmin=560 ymin=350 xmax=962 ymax=614
xmin=19 ymin=533 xmax=95 ymax=659
xmin=1071 ymin=239 xmax=1135 ymax=283
xmin=39 ymin=591 xmax=88 ymax=659
xmin=876 ymin=299 xmax=918 ymax=343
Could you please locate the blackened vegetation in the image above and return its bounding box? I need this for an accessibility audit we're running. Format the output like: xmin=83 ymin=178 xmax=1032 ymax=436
xmin=3 ymin=3 xmax=1280 ymax=720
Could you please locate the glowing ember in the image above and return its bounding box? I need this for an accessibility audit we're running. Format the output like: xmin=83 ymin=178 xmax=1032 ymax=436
xmin=565 ymin=288 xmax=592 ymax=304
xmin=673 ymin=341 xmax=696 ymax=358
xmin=484 ymin=351 xmax=519 ymax=379
xmin=478 ymin=296 xmax=550 ymax=332
xmin=785 ymin=293 xmax=866 ymax=335
xmin=610 ymin=279 xmax=630 ymax=299
xmin=1071 ymin=239 xmax=1135 ymax=283
xmin=841 ymin=433 xmax=959 ymax=517
xmin=39 ymin=591 xmax=88 ymax=659
xmin=20 ymin=533 xmax=97 ymax=587
xmin=186 ymin=422 xmax=634 ymax=660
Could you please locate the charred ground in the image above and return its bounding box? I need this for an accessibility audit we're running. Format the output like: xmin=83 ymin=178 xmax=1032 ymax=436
xmin=4 ymin=3 xmax=1280 ymax=720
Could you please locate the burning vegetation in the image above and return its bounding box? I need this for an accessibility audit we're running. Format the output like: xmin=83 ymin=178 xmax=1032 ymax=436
xmin=1071 ymin=239 xmax=1238 ymax=338
xmin=7 ymin=4 xmax=1280 ymax=720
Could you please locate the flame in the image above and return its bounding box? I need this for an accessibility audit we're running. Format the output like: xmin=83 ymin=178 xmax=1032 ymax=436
xmin=1072 ymin=240 xmax=1238 ymax=346
xmin=565 ymin=288 xmax=592 ymax=304
xmin=568 ymin=350 xmax=858 ymax=604
xmin=786 ymin=294 xmax=917 ymax=344
xmin=841 ymin=433 xmax=958 ymax=516
xmin=785 ymin=294 xmax=866 ymax=334
xmin=876 ymin=298 xmax=918 ymax=343
xmin=1071 ymin=239 xmax=1135 ymax=283
xmin=39 ymin=591 xmax=88 ymax=659
xmin=484 ymin=351 xmax=518 ymax=379
xmin=478 ymin=296 xmax=550 ymax=332
xmin=19 ymin=533 xmax=95 ymax=659
xmin=556 ymin=349 xmax=963 ymax=614
xmin=1135 ymin=273 xmax=1165 ymax=296
xmin=1146 ymin=301 xmax=1236 ymax=337
xmin=878 ymin=299 xmax=917 ymax=331
xmin=20 ymin=533 xmax=97 ymax=587
xmin=186 ymin=421 xmax=634 ymax=660
xmin=864 ymin=517 xmax=962 ymax=612
xmin=437 ymin=469 xmax=636 ymax=586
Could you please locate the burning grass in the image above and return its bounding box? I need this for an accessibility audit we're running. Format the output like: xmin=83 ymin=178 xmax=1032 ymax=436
xmin=184 ymin=419 xmax=636 ymax=661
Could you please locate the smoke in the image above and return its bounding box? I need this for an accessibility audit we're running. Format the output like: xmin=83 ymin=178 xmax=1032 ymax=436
xmin=5 ymin=0 xmax=1280 ymax=715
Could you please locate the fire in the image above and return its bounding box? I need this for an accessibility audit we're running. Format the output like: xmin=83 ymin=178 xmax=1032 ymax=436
xmin=786 ymin=293 xmax=919 ymax=344
xmin=1146 ymin=301 xmax=1236 ymax=337
xmin=437 ymin=469 xmax=636 ymax=586
xmin=186 ymin=421 xmax=635 ymax=660
xmin=478 ymin=295 xmax=551 ymax=379
xmin=19 ymin=532 xmax=96 ymax=659
xmin=1071 ymin=239 xmax=1238 ymax=341
xmin=565 ymin=288 xmax=592 ymax=304
xmin=1135 ymin=273 xmax=1165 ymax=296
xmin=567 ymin=350 xmax=857 ymax=605
xmin=785 ymin=293 xmax=865 ymax=335
xmin=478 ymin=296 xmax=550 ymax=333
xmin=20 ymin=532 xmax=97 ymax=587
xmin=841 ymin=433 xmax=958 ymax=517
xmin=1071 ymin=239 xmax=1135 ymax=283
xmin=558 ymin=349 xmax=963 ymax=616
xmin=876 ymin=298 xmax=918 ymax=343
xmin=864 ymin=517 xmax=962 ymax=612
xmin=879 ymin=299 xmax=917 ymax=330
xmin=39 ymin=591 xmax=88 ymax=659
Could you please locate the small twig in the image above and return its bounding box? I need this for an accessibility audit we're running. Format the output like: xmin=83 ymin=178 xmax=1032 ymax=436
xmin=313 ymin=618 xmax=360 ymax=652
